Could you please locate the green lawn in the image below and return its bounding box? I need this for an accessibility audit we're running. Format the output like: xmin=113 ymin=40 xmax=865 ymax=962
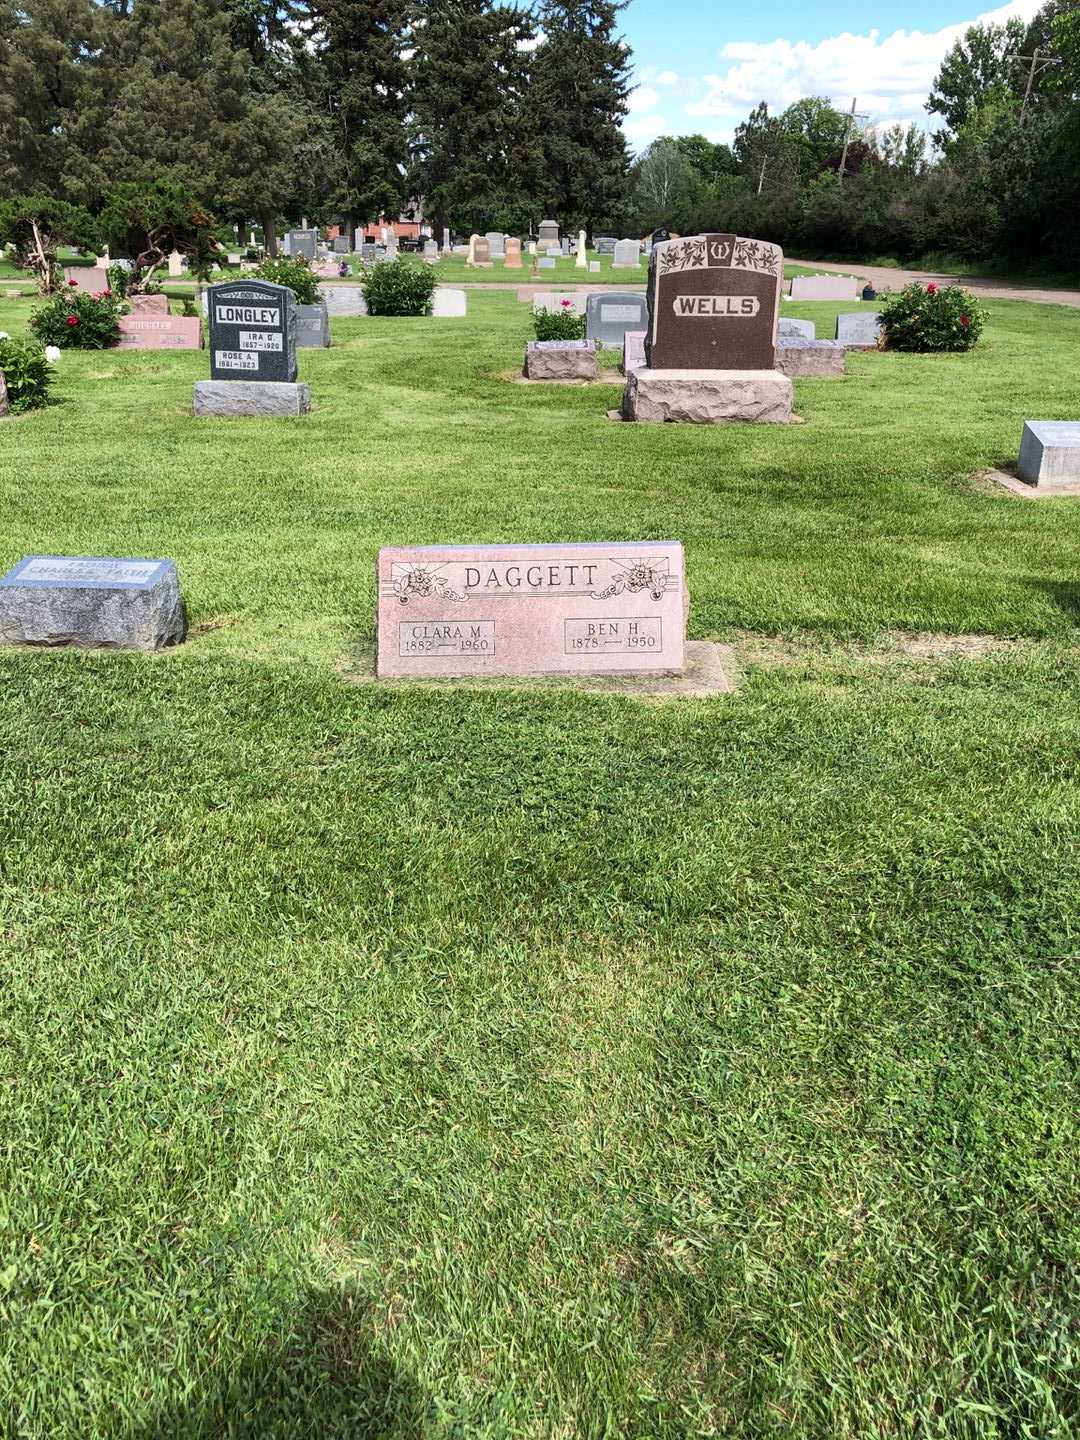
xmin=0 ymin=289 xmax=1078 ymax=1438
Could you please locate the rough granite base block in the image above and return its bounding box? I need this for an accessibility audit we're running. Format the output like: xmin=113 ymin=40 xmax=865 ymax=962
xmin=523 ymin=340 xmax=599 ymax=381
xmin=623 ymin=369 xmax=793 ymax=424
xmin=1017 ymin=421 xmax=1080 ymax=487
xmin=775 ymin=339 xmax=846 ymax=378
xmin=193 ymin=380 xmax=311 ymax=417
xmin=0 ymin=566 xmax=185 ymax=652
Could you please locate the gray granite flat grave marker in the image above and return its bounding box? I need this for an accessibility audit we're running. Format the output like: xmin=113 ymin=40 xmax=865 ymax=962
xmin=613 ymin=239 xmax=641 ymax=269
xmin=775 ymin=338 xmax=846 ymax=377
xmin=589 ymin=261 xmax=601 ymax=273
xmin=295 ymin=302 xmax=330 ymax=347
xmin=585 ymin=291 xmax=649 ymax=348
xmin=0 ymin=555 xmax=185 ymax=651
xmin=835 ymin=312 xmax=882 ymax=347
xmin=207 ymin=279 xmax=296 ymax=382
xmin=377 ymin=542 xmax=686 ymax=679
xmin=538 ymin=258 xmax=556 ymax=270
xmin=779 ymin=317 xmax=816 ymax=340
xmin=322 ymin=286 xmax=368 ymax=316
xmin=1017 ymin=422 xmax=1080 ymax=487
xmin=594 ymin=237 xmax=616 ymax=256
xmin=431 ymin=288 xmax=466 ymax=317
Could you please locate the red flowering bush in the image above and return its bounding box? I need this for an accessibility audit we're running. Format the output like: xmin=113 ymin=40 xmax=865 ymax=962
xmin=533 ymin=298 xmax=585 ymax=341
xmin=29 ymin=286 xmax=123 ymax=349
xmin=878 ymin=282 xmax=987 ymax=353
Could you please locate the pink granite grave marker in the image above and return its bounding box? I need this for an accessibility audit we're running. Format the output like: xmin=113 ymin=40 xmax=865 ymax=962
xmin=116 ymin=315 xmax=203 ymax=350
xmin=127 ymin=293 xmax=170 ymax=313
xmin=63 ymin=267 xmax=109 ymax=294
xmin=377 ymin=542 xmax=687 ymax=679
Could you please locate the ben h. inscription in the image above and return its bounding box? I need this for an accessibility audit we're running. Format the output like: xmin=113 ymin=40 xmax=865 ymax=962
xmin=207 ymin=280 xmax=297 ymax=382
xmin=377 ymin=543 xmax=687 ymax=679
xmin=646 ymin=233 xmax=783 ymax=370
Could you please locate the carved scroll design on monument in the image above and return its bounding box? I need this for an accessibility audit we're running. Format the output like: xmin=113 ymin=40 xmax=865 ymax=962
xmin=392 ymin=564 xmax=466 ymax=605
xmin=732 ymin=237 xmax=782 ymax=275
xmin=657 ymin=239 xmax=707 ymax=274
xmin=591 ymin=559 xmax=671 ymax=603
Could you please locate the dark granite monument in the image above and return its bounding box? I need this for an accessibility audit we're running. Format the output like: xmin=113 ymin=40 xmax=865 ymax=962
xmin=194 ymin=279 xmax=309 ymax=416
xmin=645 ymin=233 xmax=783 ymax=370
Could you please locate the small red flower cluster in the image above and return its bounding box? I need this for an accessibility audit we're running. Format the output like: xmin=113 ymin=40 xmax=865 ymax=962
xmin=66 ymin=315 xmax=79 ymax=326
xmin=926 ymin=282 xmax=939 ymax=295
xmin=68 ymin=278 xmax=78 ymax=288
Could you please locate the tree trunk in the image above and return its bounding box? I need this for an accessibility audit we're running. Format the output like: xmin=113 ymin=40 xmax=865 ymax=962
xmin=263 ymin=214 xmax=278 ymax=258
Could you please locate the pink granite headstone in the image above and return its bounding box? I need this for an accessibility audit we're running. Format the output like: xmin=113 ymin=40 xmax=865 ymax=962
xmin=128 ymin=293 xmax=170 ymax=313
xmin=116 ymin=315 xmax=203 ymax=350
xmin=63 ymin=267 xmax=109 ymax=294
xmin=377 ymin=542 xmax=687 ymax=679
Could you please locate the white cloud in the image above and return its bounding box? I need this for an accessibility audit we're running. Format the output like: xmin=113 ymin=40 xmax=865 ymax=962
xmin=624 ymin=114 xmax=669 ymax=143
xmin=656 ymin=70 xmax=680 ymax=86
xmin=683 ymin=0 xmax=1042 ymax=131
xmin=628 ymin=85 xmax=661 ymax=112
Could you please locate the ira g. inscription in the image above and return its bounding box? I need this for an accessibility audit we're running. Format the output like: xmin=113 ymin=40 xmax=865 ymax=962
xmin=377 ymin=543 xmax=687 ymax=679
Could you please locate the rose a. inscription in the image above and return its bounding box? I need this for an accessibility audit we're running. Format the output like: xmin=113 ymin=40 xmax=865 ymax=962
xmin=377 ymin=543 xmax=687 ymax=680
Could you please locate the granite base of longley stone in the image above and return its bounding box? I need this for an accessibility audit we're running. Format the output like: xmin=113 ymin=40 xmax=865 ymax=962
xmin=193 ymin=380 xmax=311 ymax=417
xmin=622 ymin=369 xmax=793 ymax=424
xmin=775 ymin=339 xmax=846 ymax=378
xmin=523 ymin=340 xmax=598 ymax=381
xmin=0 ymin=556 xmax=185 ymax=651
xmin=1016 ymin=422 xmax=1080 ymax=487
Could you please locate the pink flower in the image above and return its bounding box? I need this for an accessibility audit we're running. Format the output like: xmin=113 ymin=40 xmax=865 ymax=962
xmin=560 ymin=298 xmax=572 ymax=308
xmin=926 ymin=282 xmax=938 ymax=295
xmin=68 ymin=279 xmax=78 ymax=288
xmin=960 ymin=314 xmax=970 ymax=328
xmin=66 ymin=315 xmax=79 ymax=326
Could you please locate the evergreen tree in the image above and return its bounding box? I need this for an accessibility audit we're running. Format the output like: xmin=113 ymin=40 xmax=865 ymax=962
xmin=304 ymin=0 xmax=411 ymax=233
xmin=527 ymin=0 xmax=632 ymax=232
xmin=409 ymin=0 xmax=537 ymax=237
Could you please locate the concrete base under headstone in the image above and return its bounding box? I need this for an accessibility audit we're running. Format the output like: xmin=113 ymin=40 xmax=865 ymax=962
xmin=622 ymin=369 xmax=793 ymax=424
xmin=1017 ymin=422 xmax=1080 ymax=487
xmin=775 ymin=339 xmax=846 ymax=378
xmin=193 ymin=381 xmax=311 ymax=417
xmin=523 ymin=340 xmax=599 ymax=381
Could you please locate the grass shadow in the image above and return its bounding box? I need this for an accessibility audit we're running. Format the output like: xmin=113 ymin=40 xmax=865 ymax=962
xmin=1028 ymin=577 xmax=1080 ymax=626
xmin=128 ymin=1283 xmax=428 ymax=1439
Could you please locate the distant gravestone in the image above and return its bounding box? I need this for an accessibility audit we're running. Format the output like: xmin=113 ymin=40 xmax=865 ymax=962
xmin=423 ymin=240 xmax=439 ymax=261
xmin=612 ymin=240 xmax=640 ymax=269
xmin=533 ymin=292 xmax=584 ymax=316
xmin=560 ymin=238 xmax=570 ymax=257
xmin=376 ymin=542 xmax=686 ymax=679
xmin=195 ymin=279 xmax=309 ymax=416
xmin=1017 ymin=422 xmax=1080 ymax=487
xmin=789 ymin=273 xmax=860 ymax=301
xmin=322 ymin=286 xmax=368 ymax=316
xmin=63 ymin=266 xmax=109 ymax=293
xmin=505 ymin=238 xmax=522 ymax=269
xmin=127 ymin=293 xmax=170 ymax=313
xmin=835 ymin=312 xmax=882 ymax=347
xmin=0 ymin=556 xmax=185 ymax=651
xmin=594 ymin=237 xmax=616 ymax=256
xmin=361 ymin=243 xmax=377 ymax=262
xmin=117 ymin=315 xmax=202 ymax=350
xmin=646 ymin=232 xmax=783 ymax=370
xmin=538 ymin=258 xmax=556 ymax=270
xmin=585 ymin=291 xmax=649 ymax=348
xmin=775 ymin=338 xmax=846 ymax=378
xmin=589 ymin=261 xmax=601 ymax=273
xmin=473 ymin=237 xmax=492 ymax=266
xmin=621 ymin=330 xmax=646 ymax=376
xmin=332 ymin=237 xmax=350 ymax=254
xmin=167 ymin=250 xmax=185 ymax=277
xmin=779 ymin=317 xmax=815 ymax=340
xmin=295 ymin=302 xmax=330 ymax=348
xmin=486 ymin=232 xmax=505 ymax=258
xmin=538 ymin=219 xmax=560 ymax=249
xmin=431 ymin=289 xmax=467 ymax=318
xmin=442 ymin=227 xmax=451 ymax=253
xmin=286 ymin=229 xmax=318 ymax=260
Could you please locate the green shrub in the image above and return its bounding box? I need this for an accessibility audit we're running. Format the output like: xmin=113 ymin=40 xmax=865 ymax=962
xmin=29 ymin=283 xmax=123 ymax=348
xmin=533 ymin=300 xmax=586 ymax=341
xmin=106 ymin=262 xmax=129 ymax=299
xmin=879 ymin=282 xmax=988 ymax=352
xmin=361 ymin=257 xmax=437 ymax=316
xmin=253 ymin=255 xmax=321 ymax=306
xmin=0 ymin=335 xmax=52 ymax=413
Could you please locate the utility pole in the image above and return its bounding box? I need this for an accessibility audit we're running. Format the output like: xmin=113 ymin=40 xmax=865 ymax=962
xmin=837 ymin=97 xmax=870 ymax=182
xmin=757 ymin=153 xmax=768 ymax=195
xmin=1016 ymin=49 xmax=1062 ymax=119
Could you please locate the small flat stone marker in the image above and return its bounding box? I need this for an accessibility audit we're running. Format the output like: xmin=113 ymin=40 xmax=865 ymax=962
xmin=622 ymin=330 xmax=646 ymax=375
xmin=779 ymin=317 xmax=815 ymax=340
xmin=775 ymin=338 xmax=846 ymax=377
xmin=523 ymin=339 xmax=598 ymax=380
xmin=431 ymin=289 xmax=466 ymax=317
xmin=0 ymin=556 xmax=185 ymax=651
xmin=1017 ymin=422 xmax=1080 ymax=487
xmin=789 ymin=274 xmax=860 ymax=301
xmin=377 ymin=542 xmax=687 ymax=679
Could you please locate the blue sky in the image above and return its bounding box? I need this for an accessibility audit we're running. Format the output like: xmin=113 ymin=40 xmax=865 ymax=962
xmin=617 ymin=0 xmax=1042 ymax=150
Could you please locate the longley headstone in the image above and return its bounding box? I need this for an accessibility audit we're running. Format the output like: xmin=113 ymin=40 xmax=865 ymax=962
xmin=0 ymin=555 xmax=185 ymax=650
xmin=207 ymin=279 xmax=297 ymax=382
xmin=646 ymin=233 xmax=783 ymax=370
xmin=377 ymin=543 xmax=687 ymax=679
